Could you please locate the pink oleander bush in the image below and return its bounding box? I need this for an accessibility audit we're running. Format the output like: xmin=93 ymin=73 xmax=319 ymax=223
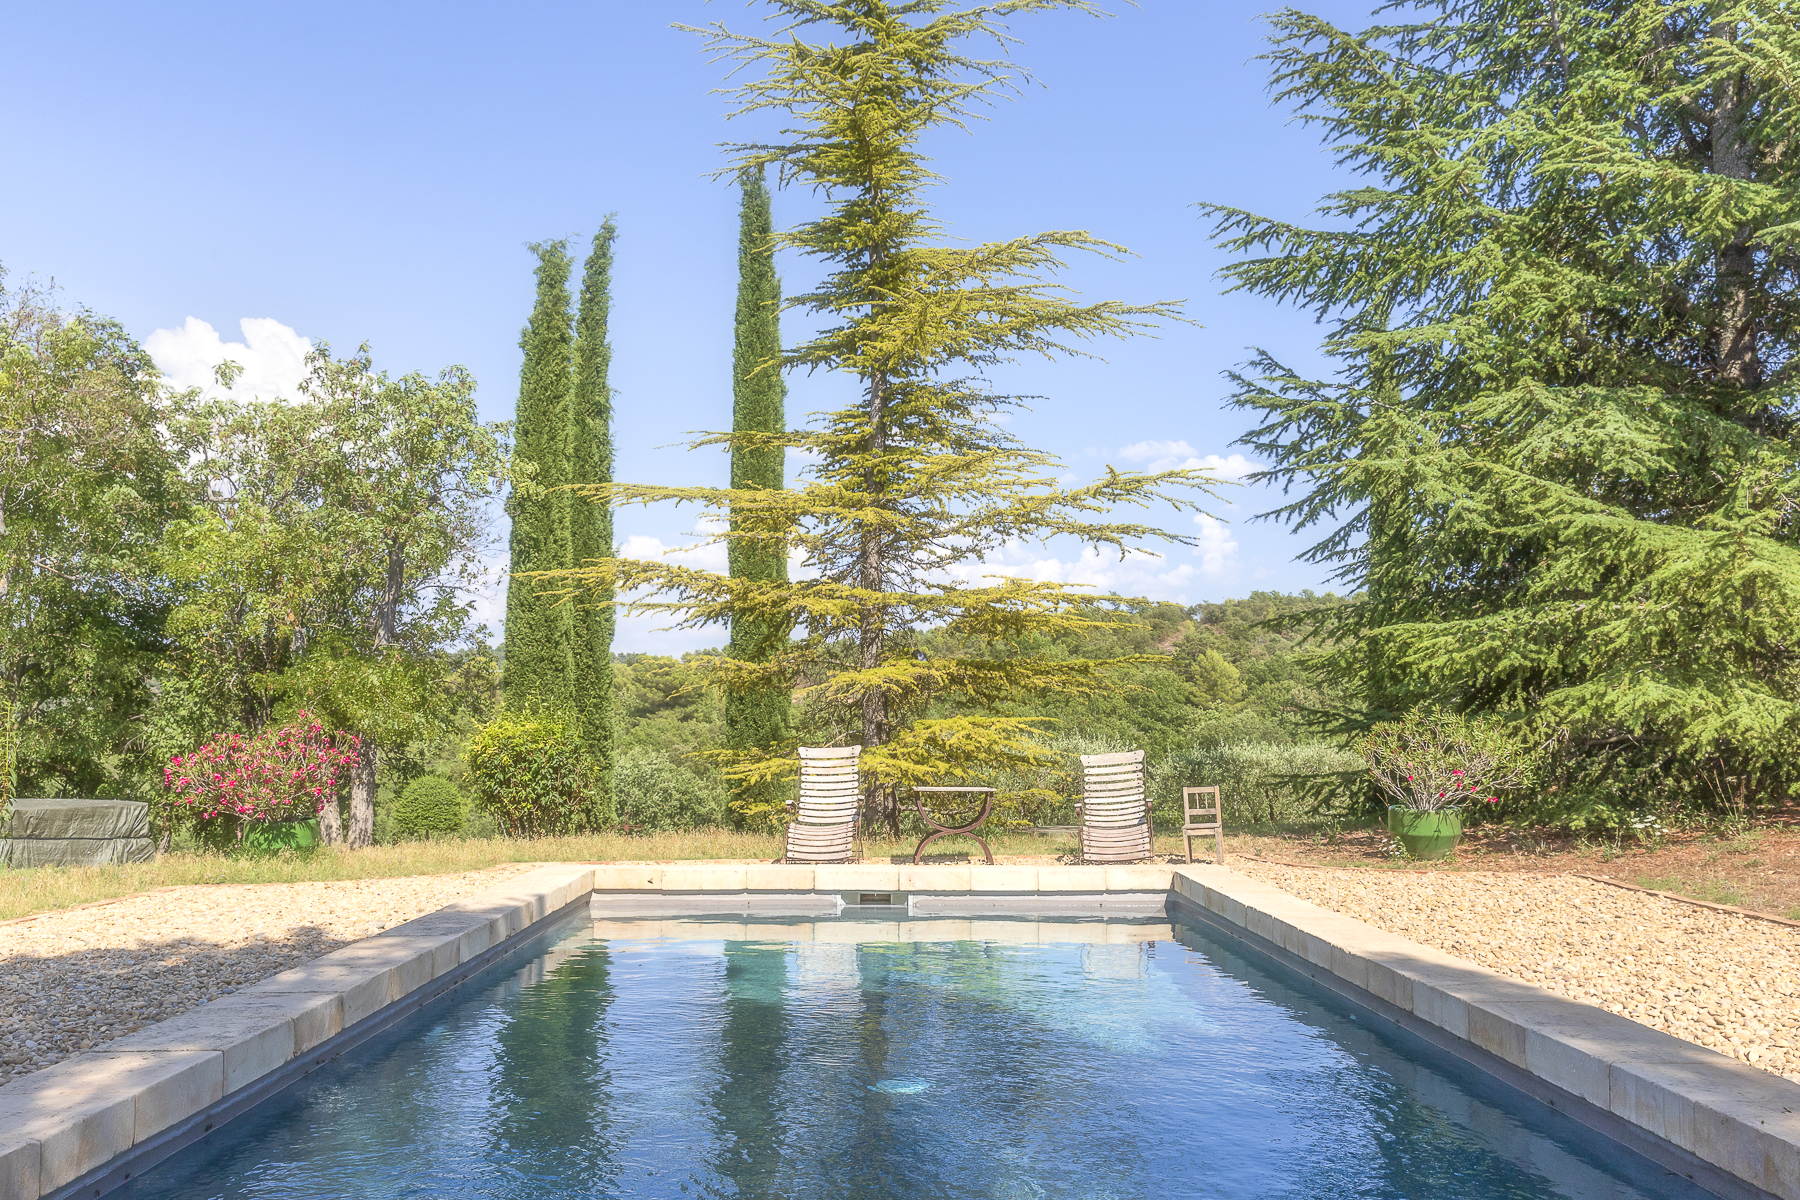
xmin=165 ymin=711 xmax=361 ymax=826
xmin=1362 ymin=707 xmax=1535 ymax=813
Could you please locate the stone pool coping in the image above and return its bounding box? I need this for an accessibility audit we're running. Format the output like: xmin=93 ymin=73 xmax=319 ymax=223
xmin=0 ymin=864 xmax=596 ymax=1200
xmin=1170 ymin=866 xmax=1800 ymax=1200
xmin=2 ymin=861 xmax=1797 ymax=1200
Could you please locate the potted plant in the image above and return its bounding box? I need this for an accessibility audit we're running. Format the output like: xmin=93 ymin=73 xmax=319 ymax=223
xmin=165 ymin=711 xmax=361 ymax=852
xmin=1361 ymin=708 xmax=1531 ymax=860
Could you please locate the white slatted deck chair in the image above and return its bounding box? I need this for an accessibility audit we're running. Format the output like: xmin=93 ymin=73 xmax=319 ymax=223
xmin=785 ymin=746 xmax=862 ymax=864
xmin=1075 ymin=750 xmax=1154 ymax=864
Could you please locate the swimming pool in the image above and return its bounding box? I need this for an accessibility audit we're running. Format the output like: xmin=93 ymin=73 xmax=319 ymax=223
xmin=112 ymin=915 xmax=1715 ymax=1199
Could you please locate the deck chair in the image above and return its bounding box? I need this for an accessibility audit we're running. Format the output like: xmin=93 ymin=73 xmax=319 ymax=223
xmin=785 ymin=746 xmax=862 ymax=864
xmin=1182 ymin=786 xmax=1223 ymax=864
xmin=1075 ymin=750 xmax=1154 ymax=864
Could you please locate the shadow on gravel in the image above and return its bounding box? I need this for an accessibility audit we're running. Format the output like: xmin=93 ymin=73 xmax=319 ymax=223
xmin=0 ymin=923 xmax=345 ymax=1080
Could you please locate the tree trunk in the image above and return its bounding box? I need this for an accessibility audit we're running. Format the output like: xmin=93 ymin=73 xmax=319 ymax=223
xmin=859 ymin=361 xmax=895 ymax=836
xmin=319 ymin=793 xmax=342 ymax=844
xmin=348 ymin=744 xmax=376 ymax=849
xmin=346 ymin=539 xmax=404 ymax=850
xmin=1710 ymin=37 xmax=1760 ymax=391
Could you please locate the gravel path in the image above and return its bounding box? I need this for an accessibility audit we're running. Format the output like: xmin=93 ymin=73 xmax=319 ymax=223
xmin=1234 ymin=863 xmax=1800 ymax=1083
xmin=0 ymin=865 xmax=535 ymax=1080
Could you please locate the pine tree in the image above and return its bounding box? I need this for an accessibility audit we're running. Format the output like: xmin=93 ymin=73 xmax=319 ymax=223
xmin=1207 ymin=2 xmax=1800 ymax=822
xmin=502 ymin=241 xmax=576 ymax=712
xmin=548 ymin=0 xmax=1217 ymax=832
xmin=572 ymin=222 xmax=619 ymax=827
xmin=725 ymin=168 xmax=794 ymax=818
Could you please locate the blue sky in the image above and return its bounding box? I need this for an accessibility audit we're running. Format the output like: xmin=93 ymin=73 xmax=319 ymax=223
xmin=4 ymin=0 xmax=1374 ymax=652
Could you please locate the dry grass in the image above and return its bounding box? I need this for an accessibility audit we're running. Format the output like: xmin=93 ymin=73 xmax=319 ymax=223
xmin=0 ymin=828 xmax=1102 ymax=922
xmin=0 ymin=831 xmax=771 ymax=922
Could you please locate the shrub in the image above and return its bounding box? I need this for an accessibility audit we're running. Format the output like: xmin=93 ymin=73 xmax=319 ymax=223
xmin=968 ymin=733 xmax=1136 ymax=830
xmin=464 ymin=711 xmax=606 ymax=836
xmin=1150 ymin=740 xmax=1363 ymax=828
xmin=615 ymin=748 xmax=729 ymax=832
xmin=164 ymin=711 xmax=360 ymax=827
xmin=393 ymin=775 xmax=465 ymax=839
xmin=1362 ymin=707 xmax=1535 ymax=813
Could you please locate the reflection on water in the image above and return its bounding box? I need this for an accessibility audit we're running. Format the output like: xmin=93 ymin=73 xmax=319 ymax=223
xmin=116 ymin=916 xmax=1709 ymax=1200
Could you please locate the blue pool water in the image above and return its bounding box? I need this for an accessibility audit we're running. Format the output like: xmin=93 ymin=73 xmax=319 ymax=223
xmin=115 ymin=915 xmax=1714 ymax=1199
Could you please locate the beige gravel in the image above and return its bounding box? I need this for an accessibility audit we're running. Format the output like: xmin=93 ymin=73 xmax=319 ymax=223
xmin=1235 ymin=863 xmax=1800 ymax=1083
xmin=0 ymin=864 xmax=535 ymax=1080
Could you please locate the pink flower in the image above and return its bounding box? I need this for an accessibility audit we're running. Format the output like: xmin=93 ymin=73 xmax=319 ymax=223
xmin=1451 ymin=770 xmax=1463 ymax=776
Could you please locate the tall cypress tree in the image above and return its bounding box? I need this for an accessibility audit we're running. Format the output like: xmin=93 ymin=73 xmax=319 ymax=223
xmin=572 ymin=222 xmax=618 ymax=826
xmin=503 ymin=240 xmax=576 ymax=710
xmin=725 ymin=169 xmax=794 ymax=818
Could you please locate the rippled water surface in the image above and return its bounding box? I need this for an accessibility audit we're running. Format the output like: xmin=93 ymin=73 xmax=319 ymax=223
xmin=117 ymin=915 xmax=1711 ymax=1200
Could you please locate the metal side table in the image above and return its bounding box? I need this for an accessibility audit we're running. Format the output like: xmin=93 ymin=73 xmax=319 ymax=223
xmin=911 ymin=786 xmax=998 ymax=865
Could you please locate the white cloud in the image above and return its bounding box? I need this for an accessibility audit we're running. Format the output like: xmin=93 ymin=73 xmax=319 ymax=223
xmin=619 ymin=532 xmax=730 ymax=575
xmin=1116 ymin=440 xmax=1260 ymax=480
xmin=145 ymin=317 xmax=312 ymax=401
xmin=1193 ymin=513 xmax=1240 ymax=577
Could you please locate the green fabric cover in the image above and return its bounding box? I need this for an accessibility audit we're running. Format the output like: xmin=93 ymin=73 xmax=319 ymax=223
xmin=3 ymin=798 xmax=155 ymax=867
xmin=4 ymin=836 xmax=155 ymax=867
xmin=10 ymin=797 xmax=151 ymax=839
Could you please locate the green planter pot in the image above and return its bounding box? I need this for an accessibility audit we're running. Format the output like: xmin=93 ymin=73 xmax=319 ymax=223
xmin=1387 ymin=806 xmax=1462 ymax=860
xmin=242 ymin=818 xmax=322 ymax=854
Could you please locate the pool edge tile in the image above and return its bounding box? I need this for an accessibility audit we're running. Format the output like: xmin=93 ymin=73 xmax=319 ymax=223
xmin=0 ymin=1132 xmax=38 ymax=1200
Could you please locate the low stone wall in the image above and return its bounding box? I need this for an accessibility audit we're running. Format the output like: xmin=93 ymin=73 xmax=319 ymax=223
xmin=4 ymin=861 xmax=1798 ymax=1200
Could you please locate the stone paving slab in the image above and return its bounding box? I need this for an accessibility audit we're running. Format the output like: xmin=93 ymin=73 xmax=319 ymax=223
xmin=1172 ymin=865 xmax=1800 ymax=1200
xmin=0 ymin=1050 xmax=221 ymax=1194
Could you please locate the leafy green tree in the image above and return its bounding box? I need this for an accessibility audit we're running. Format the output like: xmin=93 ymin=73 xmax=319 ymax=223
xmin=163 ymin=345 xmax=506 ymax=845
xmin=0 ymin=273 xmax=189 ymax=802
xmin=615 ymin=746 xmax=729 ymax=831
xmin=1174 ymin=591 xmax=1346 ymax=722
xmin=299 ymin=347 xmax=506 ymax=844
xmin=551 ymin=0 xmax=1216 ymax=833
xmin=725 ymin=167 xmax=795 ymax=819
xmin=572 ymin=223 xmax=618 ymax=819
xmin=1209 ymin=1 xmax=1800 ymax=824
xmin=504 ymin=241 xmax=577 ymax=712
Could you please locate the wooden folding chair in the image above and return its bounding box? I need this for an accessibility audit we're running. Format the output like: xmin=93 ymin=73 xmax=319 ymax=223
xmin=1075 ymin=750 xmax=1154 ymax=864
xmin=785 ymin=746 xmax=861 ymax=864
xmin=1182 ymin=786 xmax=1223 ymax=864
